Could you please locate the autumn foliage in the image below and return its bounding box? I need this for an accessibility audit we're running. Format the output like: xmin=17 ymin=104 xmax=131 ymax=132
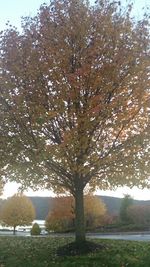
xmin=46 ymin=196 xmax=74 ymax=232
xmin=45 ymin=195 xmax=106 ymax=232
xmin=0 ymin=0 xmax=149 ymax=242
xmin=127 ymin=205 xmax=150 ymax=225
xmin=0 ymin=194 xmax=35 ymax=234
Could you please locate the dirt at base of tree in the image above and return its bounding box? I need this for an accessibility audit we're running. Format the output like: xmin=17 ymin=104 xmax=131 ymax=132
xmin=57 ymin=240 xmax=106 ymax=256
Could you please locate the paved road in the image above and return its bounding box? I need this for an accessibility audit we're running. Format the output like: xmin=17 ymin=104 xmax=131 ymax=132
xmin=0 ymin=231 xmax=30 ymax=237
xmin=87 ymin=233 xmax=150 ymax=242
xmin=1 ymin=231 xmax=150 ymax=241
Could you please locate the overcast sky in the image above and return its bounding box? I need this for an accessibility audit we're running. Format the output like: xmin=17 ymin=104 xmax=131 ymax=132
xmin=0 ymin=0 xmax=149 ymax=31
xmin=1 ymin=0 xmax=150 ymax=200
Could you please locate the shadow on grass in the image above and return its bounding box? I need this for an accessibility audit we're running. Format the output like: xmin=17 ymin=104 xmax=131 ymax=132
xmin=57 ymin=240 xmax=106 ymax=256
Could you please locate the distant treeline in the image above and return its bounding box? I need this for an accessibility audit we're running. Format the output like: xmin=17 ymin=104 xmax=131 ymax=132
xmin=1 ymin=195 xmax=150 ymax=220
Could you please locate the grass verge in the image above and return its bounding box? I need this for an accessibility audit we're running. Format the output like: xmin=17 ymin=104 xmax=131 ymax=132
xmin=0 ymin=236 xmax=150 ymax=266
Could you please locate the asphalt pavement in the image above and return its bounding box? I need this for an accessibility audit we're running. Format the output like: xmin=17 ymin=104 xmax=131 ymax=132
xmin=87 ymin=233 xmax=150 ymax=241
xmin=1 ymin=231 xmax=150 ymax=241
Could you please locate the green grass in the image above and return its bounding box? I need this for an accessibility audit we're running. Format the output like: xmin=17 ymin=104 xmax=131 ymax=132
xmin=0 ymin=236 xmax=150 ymax=266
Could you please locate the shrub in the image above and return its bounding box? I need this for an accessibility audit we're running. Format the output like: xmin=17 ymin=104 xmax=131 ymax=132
xmin=31 ymin=223 xmax=41 ymax=235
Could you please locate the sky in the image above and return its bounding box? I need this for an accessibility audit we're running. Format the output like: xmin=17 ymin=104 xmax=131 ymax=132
xmin=0 ymin=0 xmax=149 ymax=31
xmin=0 ymin=0 xmax=150 ymax=200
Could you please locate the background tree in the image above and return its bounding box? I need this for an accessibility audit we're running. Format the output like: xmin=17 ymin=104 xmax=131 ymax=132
xmin=127 ymin=205 xmax=150 ymax=226
xmin=119 ymin=194 xmax=133 ymax=224
xmin=0 ymin=194 xmax=35 ymax=234
xmin=102 ymin=213 xmax=119 ymax=227
xmin=0 ymin=0 xmax=149 ymax=243
xmin=45 ymin=195 xmax=106 ymax=232
xmin=84 ymin=195 xmax=106 ymax=229
xmin=45 ymin=196 xmax=75 ymax=232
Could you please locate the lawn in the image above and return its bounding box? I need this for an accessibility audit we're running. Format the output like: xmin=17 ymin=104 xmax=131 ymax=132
xmin=0 ymin=236 xmax=150 ymax=267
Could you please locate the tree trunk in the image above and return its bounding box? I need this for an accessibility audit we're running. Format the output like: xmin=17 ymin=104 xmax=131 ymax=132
xmin=13 ymin=226 xmax=16 ymax=235
xmin=74 ymin=187 xmax=86 ymax=243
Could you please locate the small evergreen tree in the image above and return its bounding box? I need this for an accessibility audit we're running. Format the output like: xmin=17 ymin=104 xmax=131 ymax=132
xmin=120 ymin=195 xmax=133 ymax=224
xmin=31 ymin=223 xmax=41 ymax=235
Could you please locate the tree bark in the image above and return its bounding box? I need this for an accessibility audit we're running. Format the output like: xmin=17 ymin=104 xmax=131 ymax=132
xmin=74 ymin=186 xmax=86 ymax=243
xmin=13 ymin=226 xmax=16 ymax=235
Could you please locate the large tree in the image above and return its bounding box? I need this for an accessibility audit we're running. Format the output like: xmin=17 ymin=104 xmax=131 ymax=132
xmin=0 ymin=181 xmax=4 ymax=196
xmin=0 ymin=194 xmax=35 ymax=234
xmin=0 ymin=0 xmax=150 ymax=243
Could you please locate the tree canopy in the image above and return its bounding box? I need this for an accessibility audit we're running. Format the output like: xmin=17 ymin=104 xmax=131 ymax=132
xmin=127 ymin=204 xmax=150 ymax=225
xmin=0 ymin=0 xmax=149 ymax=242
xmin=45 ymin=195 xmax=106 ymax=232
xmin=119 ymin=194 xmax=133 ymax=223
xmin=45 ymin=196 xmax=75 ymax=232
xmin=0 ymin=194 xmax=35 ymax=234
